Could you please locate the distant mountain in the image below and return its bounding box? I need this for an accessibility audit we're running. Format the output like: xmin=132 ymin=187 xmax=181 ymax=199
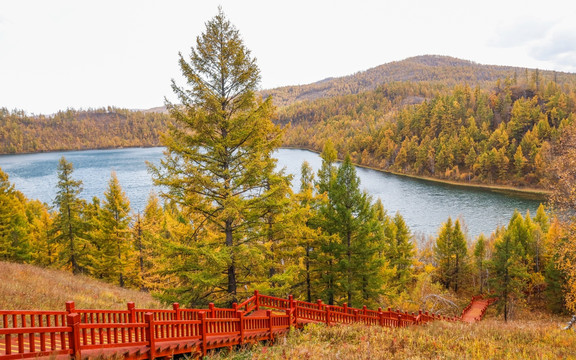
xmin=261 ymin=55 xmax=575 ymax=107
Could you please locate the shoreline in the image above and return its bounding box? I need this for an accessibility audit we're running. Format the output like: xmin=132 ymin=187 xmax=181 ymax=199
xmin=281 ymin=146 xmax=550 ymax=201
xmin=1 ymin=145 xmax=550 ymax=201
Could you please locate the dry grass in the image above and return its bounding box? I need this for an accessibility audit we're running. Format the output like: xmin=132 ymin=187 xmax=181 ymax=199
xmin=207 ymin=318 xmax=576 ymax=360
xmin=0 ymin=261 xmax=165 ymax=310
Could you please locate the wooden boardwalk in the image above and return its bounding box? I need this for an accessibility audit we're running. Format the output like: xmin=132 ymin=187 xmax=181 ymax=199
xmin=461 ymin=296 xmax=498 ymax=323
xmin=0 ymin=291 xmax=481 ymax=360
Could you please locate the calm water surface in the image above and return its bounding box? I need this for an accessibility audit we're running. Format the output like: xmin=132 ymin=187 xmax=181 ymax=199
xmin=0 ymin=148 xmax=543 ymax=238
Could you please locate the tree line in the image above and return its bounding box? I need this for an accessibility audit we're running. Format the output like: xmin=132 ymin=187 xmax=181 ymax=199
xmin=0 ymin=107 xmax=168 ymax=154
xmin=280 ymin=75 xmax=576 ymax=188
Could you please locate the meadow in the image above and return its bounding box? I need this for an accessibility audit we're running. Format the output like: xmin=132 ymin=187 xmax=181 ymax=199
xmin=206 ymin=319 xmax=576 ymax=360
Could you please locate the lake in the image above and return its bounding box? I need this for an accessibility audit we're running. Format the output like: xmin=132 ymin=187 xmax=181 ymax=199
xmin=0 ymin=147 xmax=543 ymax=239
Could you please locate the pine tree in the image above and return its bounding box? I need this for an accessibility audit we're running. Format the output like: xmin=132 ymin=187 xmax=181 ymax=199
xmin=259 ymin=170 xmax=294 ymax=297
xmin=317 ymin=154 xmax=386 ymax=306
xmin=473 ymin=234 xmax=488 ymax=294
xmin=150 ymin=8 xmax=287 ymax=304
xmin=433 ymin=218 xmax=468 ymax=292
xmin=0 ymin=167 xmax=31 ymax=262
xmin=95 ymin=172 xmax=134 ymax=287
xmin=382 ymin=211 xmax=415 ymax=290
xmin=52 ymin=157 xmax=88 ymax=274
xmin=314 ymin=143 xmax=340 ymax=305
xmin=293 ymin=162 xmax=318 ymax=301
xmin=138 ymin=192 xmax=168 ymax=291
xmin=490 ymin=222 xmax=529 ymax=321
xmin=27 ymin=199 xmax=56 ymax=266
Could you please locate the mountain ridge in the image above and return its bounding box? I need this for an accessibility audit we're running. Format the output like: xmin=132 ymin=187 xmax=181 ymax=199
xmin=261 ymin=55 xmax=576 ymax=107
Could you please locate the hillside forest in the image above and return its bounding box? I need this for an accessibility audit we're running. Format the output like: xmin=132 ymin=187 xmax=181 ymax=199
xmin=3 ymin=61 xmax=576 ymax=189
xmin=1 ymin=10 xmax=576 ymax=322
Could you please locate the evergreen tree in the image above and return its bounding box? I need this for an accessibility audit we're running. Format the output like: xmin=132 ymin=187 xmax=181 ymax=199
xmin=259 ymin=170 xmax=294 ymax=297
xmin=433 ymin=218 xmax=468 ymax=292
xmin=490 ymin=220 xmax=529 ymax=321
xmin=95 ymin=172 xmax=134 ymax=287
xmin=0 ymin=167 xmax=31 ymax=262
xmin=52 ymin=157 xmax=88 ymax=274
xmin=382 ymin=211 xmax=415 ymax=290
xmin=314 ymin=144 xmax=340 ymax=305
xmin=138 ymin=192 xmax=168 ymax=291
xmin=473 ymin=234 xmax=488 ymax=294
xmin=317 ymin=154 xmax=386 ymax=306
xmin=544 ymin=219 xmax=567 ymax=312
xmin=292 ymin=161 xmax=326 ymax=302
xmin=150 ymin=8 xmax=286 ymax=304
xmin=27 ymin=199 xmax=56 ymax=266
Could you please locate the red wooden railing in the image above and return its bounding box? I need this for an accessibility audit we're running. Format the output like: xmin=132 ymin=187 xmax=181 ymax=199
xmin=0 ymin=291 xmax=463 ymax=360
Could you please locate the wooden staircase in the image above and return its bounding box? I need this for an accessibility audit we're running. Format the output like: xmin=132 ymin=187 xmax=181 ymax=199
xmin=0 ymin=291 xmax=476 ymax=360
xmin=460 ymin=295 xmax=498 ymax=323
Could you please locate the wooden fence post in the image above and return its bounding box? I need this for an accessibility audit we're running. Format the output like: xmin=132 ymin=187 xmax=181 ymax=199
xmin=363 ymin=305 xmax=367 ymax=315
xmin=237 ymin=311 xmax=245 ymax=344
xmin=343 ymin=303 xmax=348 ymax=314
xmin=66 ymin=313 xmax=81 ymax=360
xmin=267 ymin=310 xmax=274 ymax=342
xmin=199 ymin=311 xmax=207 ymax=357
xmin=354 ymin=310 xmax=359 ymax=323
xmin=172 ymin=302 xmax=181 ymax=338
xmin=127 ymin=302 xmax=136 ymax=322
xmin=378 ymin=311 xmax=384 ymax=327
xmin=209 ymin=303 xmax=215 ymax=318
xmin=127 ymin=302 xmax=136 ymax=340
xmin=144 ymin=313 xmax=156 ymax=360
xmin=254 ymin=290 xmax=260 ymax=311
xmin=325 ymin=306 xmax=331 ymax=325
xmin=65 ymin=301 xmax=75 ymax=314
xmin=317 ymin=299 xmax=323 ymax=310
xmin=173 ymin=303 xmax=180 ymax=320
xmin=285 ymin=309 xmax=292 ymax=329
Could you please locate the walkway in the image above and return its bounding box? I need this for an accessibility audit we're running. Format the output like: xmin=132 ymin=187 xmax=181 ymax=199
xmin=461 ymin=296 xmax=497 ymax=323
xmin=0 ymin=291 xmax=472 ymax=360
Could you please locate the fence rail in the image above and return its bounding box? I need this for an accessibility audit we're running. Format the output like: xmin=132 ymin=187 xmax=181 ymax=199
xmin=0 ymin=290 xmax=464 ymax=360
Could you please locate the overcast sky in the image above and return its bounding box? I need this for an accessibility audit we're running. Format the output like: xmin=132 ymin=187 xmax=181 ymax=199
xmin=2 ymin=0 xmax=576 ymax=115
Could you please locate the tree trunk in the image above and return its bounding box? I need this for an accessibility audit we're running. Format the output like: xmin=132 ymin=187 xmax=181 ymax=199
xmin=225 ymin=219 xmax=237 ymax=303
xmin=347 ymin=230 xmax=352 ymax=305
xmin=306 ymin=247 xmax=311 ymax=302
xmin=68 ymin=205 xmax=78 ymax=274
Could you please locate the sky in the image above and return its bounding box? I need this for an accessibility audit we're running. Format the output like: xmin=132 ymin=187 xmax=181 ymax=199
xmin=1 ymin=0 xmax=576 ymax=115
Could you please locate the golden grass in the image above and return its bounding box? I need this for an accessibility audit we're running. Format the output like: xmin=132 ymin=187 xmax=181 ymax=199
xmin=207 ymin=319 xmax=576 ymax=360
xmin=0 ymin=261 xmax=165 ymax=310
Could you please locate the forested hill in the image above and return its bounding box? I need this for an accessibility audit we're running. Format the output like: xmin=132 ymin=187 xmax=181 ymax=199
xmin=261 ymin=55 xmax=576 ymax=107
xmin=2 ymin=55 xmax=576 ymax=191
xmin=0 ymin=107 xmax=170 ymax=154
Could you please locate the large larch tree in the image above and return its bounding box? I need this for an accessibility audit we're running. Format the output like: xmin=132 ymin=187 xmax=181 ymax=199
xmin=150 ymin=8 xmax=286 ymax=304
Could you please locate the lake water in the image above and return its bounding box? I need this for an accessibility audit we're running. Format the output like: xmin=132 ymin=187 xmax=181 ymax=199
xmin=0 ymin=147 xmax=543 ymax=239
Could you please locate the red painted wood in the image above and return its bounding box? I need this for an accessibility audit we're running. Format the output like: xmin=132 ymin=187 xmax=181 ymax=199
xmin=0 ymin=292 xmax=477 ymax=360
xmin=66 ymin=313 xmax=81 ymax=359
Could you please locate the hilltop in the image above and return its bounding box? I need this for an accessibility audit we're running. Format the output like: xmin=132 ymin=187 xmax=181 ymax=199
xmin=261 ymin=55 xmax=576 ymax=107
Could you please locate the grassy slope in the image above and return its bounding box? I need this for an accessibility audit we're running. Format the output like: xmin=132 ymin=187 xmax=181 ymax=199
xmin=2 ymin=261 xmax=574 ymax=359
xmin=208 ymin=320 xmax=576 ymax=360
xmin=0 ymin=261 xmax=165 ymax=310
